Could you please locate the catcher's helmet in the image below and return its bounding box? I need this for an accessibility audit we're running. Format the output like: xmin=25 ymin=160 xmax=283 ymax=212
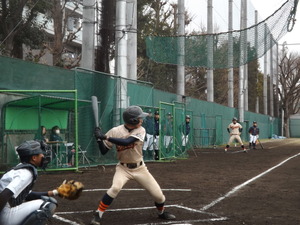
xmin=123 ymin=106 xmax=148 ymax=125
xmin=16 ymin=140 xmax=44 ymax=158
xmin=232 ymin=117 xmax=238 ymax=121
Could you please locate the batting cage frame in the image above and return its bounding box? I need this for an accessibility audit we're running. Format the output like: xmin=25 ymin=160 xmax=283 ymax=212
xmin=157 ymin=101 xmax=193 ymax=161
xmin=0 ymin=90 xmax=84 ymax=172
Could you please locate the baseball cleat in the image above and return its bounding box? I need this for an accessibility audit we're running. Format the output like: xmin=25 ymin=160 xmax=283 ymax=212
xmin=158 ymin=211 xmax=176 ymax=220
xmin=90 ymin=211 xmax=101 ymax=225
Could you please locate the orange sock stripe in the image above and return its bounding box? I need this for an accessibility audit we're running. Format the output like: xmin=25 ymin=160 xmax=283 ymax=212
xmin=156 ymin=206 xmax=164 ymax=211
xmin=98 ymin=202 xmax=109 ymax=212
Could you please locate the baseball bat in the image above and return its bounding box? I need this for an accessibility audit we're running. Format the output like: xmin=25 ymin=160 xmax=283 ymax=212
xmin=91 ymin=96 xmax=99 ymax=127
xmin=257 ymin=138 xmax=264 ymax=149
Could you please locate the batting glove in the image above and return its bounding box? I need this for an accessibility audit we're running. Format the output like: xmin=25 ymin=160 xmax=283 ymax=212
xmin=94 ymin=127 xmax=107 ymax=141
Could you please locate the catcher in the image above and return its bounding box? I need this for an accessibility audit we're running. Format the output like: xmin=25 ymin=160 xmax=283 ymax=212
xmin=0 ymin=140 xmax=84 ymax=225
xmin=90 ymin=105 xmax=176 ymax=225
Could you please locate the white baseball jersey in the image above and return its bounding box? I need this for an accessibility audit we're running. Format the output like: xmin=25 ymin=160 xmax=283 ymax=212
xmin=102 ymin=124 xmax=166 ymax=204
xmin=0 ymin=166 xmax=44 ymax=225
xmin=228 ymin=122 xmax=242 ymax=135
xmin=104 ymin=125 xmax=145 ymax=163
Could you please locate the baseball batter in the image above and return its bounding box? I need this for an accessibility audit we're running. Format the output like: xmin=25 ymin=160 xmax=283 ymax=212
xmin=90 ymin=106 xmax=176 ymax=225
xmin=248 ymin=121 xmax=260 ymax=149
xmin=225 ymin=117 xmax=246 ymax=152
xmin=0 ymin=140 xmax=57 ymax=225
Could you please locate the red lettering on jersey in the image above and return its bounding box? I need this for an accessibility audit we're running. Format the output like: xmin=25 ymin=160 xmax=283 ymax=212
xmin=116 ymin=143 xmax=135 ymax=152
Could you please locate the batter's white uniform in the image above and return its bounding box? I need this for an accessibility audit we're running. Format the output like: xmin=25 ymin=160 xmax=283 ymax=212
xmin=0 ymin=167 xmax=44 ymax=225
xmin=103 ymin=125 xmax=165 ymax=203
xmin=227 ymin=122 xmax=244 ymax=145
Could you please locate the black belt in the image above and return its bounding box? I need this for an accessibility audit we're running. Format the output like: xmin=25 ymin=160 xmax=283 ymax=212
xmin=120 ymin=161 xmax=143 ymax=169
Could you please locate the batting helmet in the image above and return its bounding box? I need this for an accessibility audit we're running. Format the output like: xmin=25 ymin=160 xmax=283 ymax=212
xmin=16 ymin=140 xmax=44 ymax=158
xmin=232 ymin=117 xmax=238 ymax=121
xmin=186 ymin=115 xmax=191 ymax=119
xmin=123 ymin=106 xmax=148 ymax=125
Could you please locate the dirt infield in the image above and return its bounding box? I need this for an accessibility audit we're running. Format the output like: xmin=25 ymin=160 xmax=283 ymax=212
xmin=35 ymin=138 xmax=300 ymax=225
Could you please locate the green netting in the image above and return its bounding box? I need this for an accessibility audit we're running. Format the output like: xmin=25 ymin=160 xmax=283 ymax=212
xmin=0 ymin=56 xmax=284 ymax=172
xmin=290 ymin=118 xmax=300 ymax=137
xmin=146 ymin=0 xmax=297 ymax=68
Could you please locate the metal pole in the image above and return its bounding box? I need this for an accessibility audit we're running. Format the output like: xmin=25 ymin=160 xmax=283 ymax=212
xmin=177 ymin=0 xmax=185 ymax=98
xmin=244 ymin=0 xmax=248 ymax=112
xmin=263 ymin=23 xmax=268 ymax=115
xmin=126 ymin=0 xmax=137 ymax=80
xmin=207 ymin=0 xmax=214 ymax=102
xmin=81 ymin=0 xmax=95 ymax=70
xmin=228 ymin=0 xmax=234 ymax=108
xmin=275 ymin=41 xmax=279 ymax=117
xmin=255 ymin=10 xmax=259 ymax=113
xmin=238 ymin=0 xmax=246 ymax=122
xmin=115 ymin=0 xmax=128 ymax=125
xmin=269 ymin=35 xmax=274 ymax=117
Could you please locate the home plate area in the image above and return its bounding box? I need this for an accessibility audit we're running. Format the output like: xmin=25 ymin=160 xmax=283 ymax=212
xmin=53 ymin=204 xmax=227 ymax=225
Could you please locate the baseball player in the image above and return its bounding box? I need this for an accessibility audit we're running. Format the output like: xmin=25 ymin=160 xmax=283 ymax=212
xmin=163 ymin=112 xmax=173 ymax=152
xmin=153 ymin=110 xmax=160 ymax=160
xmin=248 ymin=121 xmax=260 ymax=149
xmin=225 ymin=117 xmax=246 ymax=152
xmin=179 ymin=115 xmax=191 ymax=151
xmin=0 ymin=140 xmax=57 ymax=225
xmin=91 ymin=105 xmax=176 ymax=225
xmin=142 ymin=109 xmax=155 ymax=160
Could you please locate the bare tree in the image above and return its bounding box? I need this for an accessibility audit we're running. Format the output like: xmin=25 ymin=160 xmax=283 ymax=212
xmin=278 ymin=51 xmax=300 ymax=137
xmin=0 ymin=0 xmax=48 ymax=58
xmin=46 ymin=0 xmax=82 ymax=67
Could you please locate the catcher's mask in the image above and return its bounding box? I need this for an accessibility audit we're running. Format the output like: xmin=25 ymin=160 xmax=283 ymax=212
xmin=123 ymin=106 xmax=148 ymax=125
xmin=16 ymin=140 xmax=51 ymax=169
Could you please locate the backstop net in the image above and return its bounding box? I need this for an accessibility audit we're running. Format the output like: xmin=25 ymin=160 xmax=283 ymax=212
xmin=146 ymin=0 xmax=298 ymax=68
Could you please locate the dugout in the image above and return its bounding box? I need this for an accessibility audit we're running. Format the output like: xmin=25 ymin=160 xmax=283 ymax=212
xmin=0 ymin=94 xmax=92 ymax=170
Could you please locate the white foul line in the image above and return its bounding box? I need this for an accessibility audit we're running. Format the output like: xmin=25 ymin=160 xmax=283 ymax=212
xmin=53 ymin=215 xmax=81 ymax=225
xmin=201 ymin=152 xmax=300 ymax=211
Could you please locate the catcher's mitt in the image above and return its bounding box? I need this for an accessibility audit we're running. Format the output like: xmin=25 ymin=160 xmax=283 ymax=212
xmin=56 ymin=180 xmax=84 ymax=200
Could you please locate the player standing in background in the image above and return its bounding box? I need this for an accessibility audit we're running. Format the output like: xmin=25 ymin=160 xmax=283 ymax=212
xmin=163 ymin=112 xmax=173 ymax=152
xmin=248 ymin=121 xmax=260 ymax=149
xmin=225 ymin=117 xmax=246 ymax=152
xmin=0 ymin=140 xmax=57 ymax=225
xmin=179 ymin=115 xmax=191 ymax=151
xmin=90 ymin=106 xmax=176 ymax=225
xmin=153 ymin=111 xmax=160 ymax=160
xmin=142 ymin=109 xmax=155 ymax=160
